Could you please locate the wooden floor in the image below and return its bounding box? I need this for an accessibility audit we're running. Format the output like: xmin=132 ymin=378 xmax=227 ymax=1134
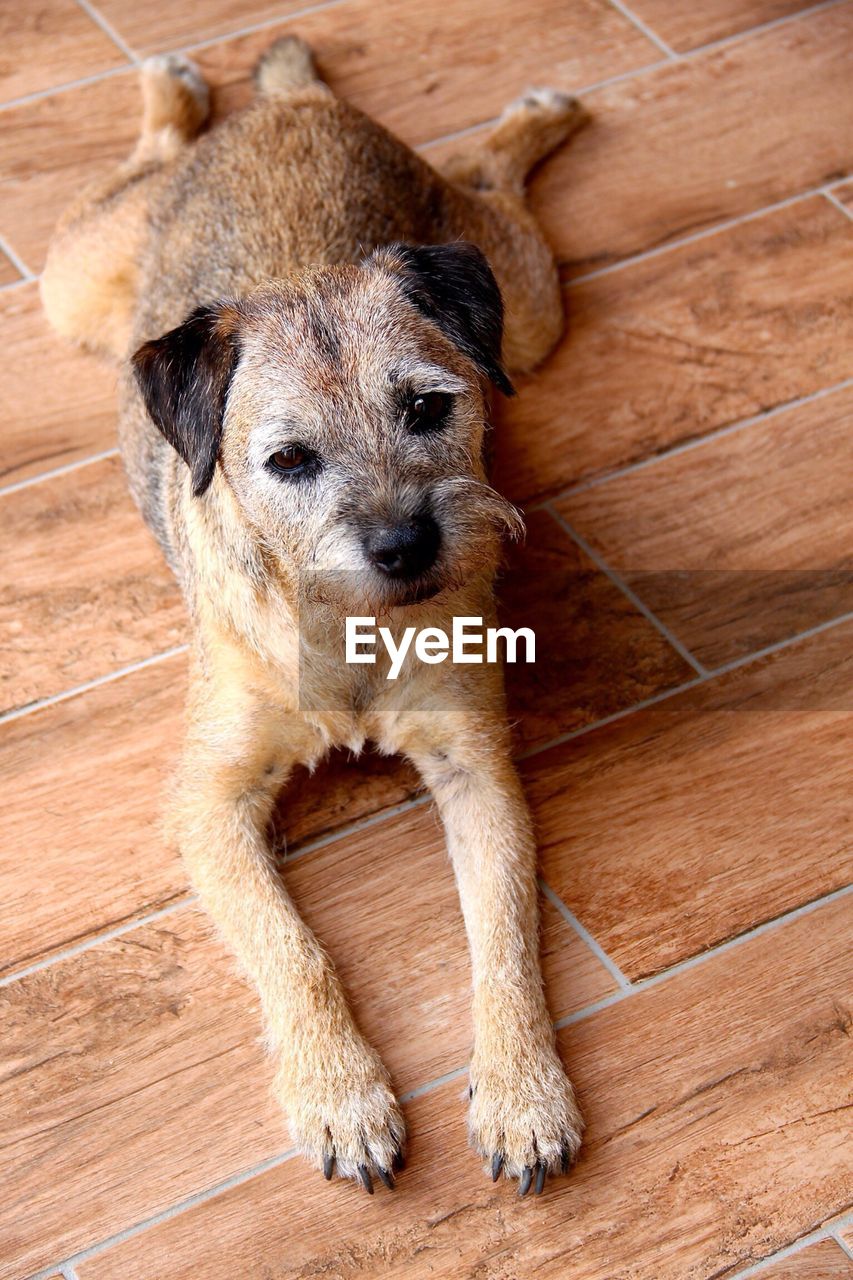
xmin=1 ymin=1 xmax=852 ymax=1277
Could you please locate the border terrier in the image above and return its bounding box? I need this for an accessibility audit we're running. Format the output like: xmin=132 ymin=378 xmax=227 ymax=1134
xmin=42 ymin=36 xmax=586 ymax=1197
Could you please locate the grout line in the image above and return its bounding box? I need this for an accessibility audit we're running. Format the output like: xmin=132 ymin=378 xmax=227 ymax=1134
xmin=517 ymin=675 xmax=703 ymax=759
xmin=545 ymin=506 xmax=709 ymax=677
xmin=29 ymin=1147 xmax=301 ymax=1280
xmin=725 ymin=1208 xmax=853 ymax=1279
xmin=566 ymin=181 xmax=852 ymax=289
xmin=0 ymin=643 xmax=189 ymax=727
xmin=179 ymin=0 xmax=352 ymax=55
xmin=823 ymin=187 xmax=853 ymax=222
xmin=831 ymin=1228 xmax=853 ymax=1260
xmin=34 ymin=880 xmax=852 ymax=1279
xmin=0 ymin=275 xmax=33 ymax=293
xmin=0 ymin=794 xmax=430 ymax=988
xmin=0 ymin=448 xmax=120 ymax=500
xmin=401 ymin=1063 xmax=468 ymax=1103
xmin=539 ymin=879 xmax=632 ymax=991
xmin=0 ymin=63 xmax=134 ymax=113
xmin=605 ymin=0 xmax=678 ymax=58
xmin=61 ymin=1266 xmax=81 ymax=1280
xmin=673 ymin=0 xmax=848 ymax=61
xmin=554 ymin=881 xmax=853 ymax=1028
xmin=515 ymin=598 xmax=853 ymax=765
xmin=0 ymin=231 xmax=34 ymax=281
xmin=74 ymin=0 xmax=140 ymax=64
xmin=0 ymin=896 xmax=193 ymax=989
xmin=704 ymin=607 xmax=853 ymax=678
xmin=550 ymin=376 xmax=853 ymax=501
xmin=278 ymin=792 xmax=429 ymax=865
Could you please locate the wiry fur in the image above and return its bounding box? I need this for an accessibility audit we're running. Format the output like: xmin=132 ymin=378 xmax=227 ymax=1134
xmin=42 ymin=37 xmax=587 ymax=1194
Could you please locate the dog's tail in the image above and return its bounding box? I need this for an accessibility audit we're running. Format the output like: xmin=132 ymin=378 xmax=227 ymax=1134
xmin=254 ymin=36 xmax=321 ymax=95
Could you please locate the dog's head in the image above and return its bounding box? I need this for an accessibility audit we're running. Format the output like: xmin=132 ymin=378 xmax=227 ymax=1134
xmin=132 ymin=242 xmax=522 ymax=610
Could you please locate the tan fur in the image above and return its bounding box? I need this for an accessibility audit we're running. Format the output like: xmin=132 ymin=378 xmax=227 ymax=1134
xmin=43 ymin=38 xmax=585 ymax=1193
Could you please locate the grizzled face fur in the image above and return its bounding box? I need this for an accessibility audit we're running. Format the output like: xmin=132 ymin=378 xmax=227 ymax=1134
xmin=132 ymin=242 xmax=522 ymax=610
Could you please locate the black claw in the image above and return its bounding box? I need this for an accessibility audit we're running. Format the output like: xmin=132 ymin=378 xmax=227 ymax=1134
xmin=376 ymin=1166 xmax=395 ymax=1191
xmin=491 ymin=1152 xmax=503 ymax=1182
xmin=518 ymin=1166 xmax=533 ymax=1197
xmin=560 ymin=1142 xmax=574 ymax=1174
xmin=323 ymin=1153 xmax=334 ymax=1181
xmin=358 ymin=1164 xmax=374 ymax=1195
xmin=535 ymin=1163 xmax=546 ymax=1195
xmin=392 ymin=1148 xmax=406 ymax=1173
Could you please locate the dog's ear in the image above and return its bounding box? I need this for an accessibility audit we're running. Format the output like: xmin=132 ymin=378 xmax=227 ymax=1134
xmin=370 ymin=242 xmax=515 ymax=396
xmin=132 ymin=302 xmax=241 ymax=496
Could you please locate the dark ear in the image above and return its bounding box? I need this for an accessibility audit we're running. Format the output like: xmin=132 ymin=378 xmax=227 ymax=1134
xmin=131 ymin=302 xmax=241 ymax=496
xmin=371 ymin=242 xmax=515 ymax=396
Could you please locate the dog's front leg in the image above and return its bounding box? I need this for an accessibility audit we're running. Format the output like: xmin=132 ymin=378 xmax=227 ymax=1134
xmin=390 ymin=697 xmax=583 ymax=1194
xmin=174 ymin=669 xmax=404 ymax=1190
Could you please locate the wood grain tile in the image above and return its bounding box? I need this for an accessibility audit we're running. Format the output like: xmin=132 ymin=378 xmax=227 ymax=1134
xmin=0 ymin=905 xmax=281 ymax=1280
xmin=494 ymin=197 xmax=853 ymax=502
xmin=626 ymin=0 xmax=809 ymax=52
xmin=0 ymin=282 xmax=117 ymax=487
xmin=284 ymin=807 xmax=615 ymax=1090
xmin=500 ymin=510 xmax=692 ymax=749
xmin=756 ymin=1240 xmax=853 ymax=1279
xmin=0 ymin=70 xmax=138 ymax=272
xmin=529 ymin=621 xmax=853 ymax=980
xmin=276 ymin=751 xmax=421 ymax=853
xmin=0 ymin=657 xmax=416 ymax=978
xmin=520 ymin=4 xmax=853 ymax=275
xmin=0 ymin=0 xmax=126 ymax=103
xmin=0 ymin=654 xmax=186 ymax=977
xmin=194 ymin=0 xmax=657 ymax=143
xmin=556 ymin=384 xmax=853 ymax=668
xmin=93 ymin=0 xmax=325 ymax=55
xmin=839 ymin=1229 xmax=853 ymax=1259
xmin=0 ymin=811 xmax=612 ymax=1278
xmin=76 ymin=894 xmax=852 ymax=1280
xmin=0 ymin=456 xmax=185 ymax=714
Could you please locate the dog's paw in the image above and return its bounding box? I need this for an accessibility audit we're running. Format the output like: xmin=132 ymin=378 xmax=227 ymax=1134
xmin=275 ymin=1051 xmax=405 ymax=1193
xmin=468 ymin=1043 xmax=583 ymax=1197
xmin=254 ymin=35 xmax=320 ymax=94
xmin=140 ymin=54 xmax=210 ymax=136
xmin=504 ymin=86 xmax=589 ymax=136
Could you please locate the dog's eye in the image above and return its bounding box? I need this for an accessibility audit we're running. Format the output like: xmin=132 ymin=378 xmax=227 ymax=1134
xmin=407 ymin=392 xmax=452 ymax=433
xmin=267 ymin=445 xmax=316 ymax=477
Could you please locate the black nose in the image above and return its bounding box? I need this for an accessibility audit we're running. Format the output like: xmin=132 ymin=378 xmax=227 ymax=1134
xmin=365 ymin=515 xmax=441 ymax=580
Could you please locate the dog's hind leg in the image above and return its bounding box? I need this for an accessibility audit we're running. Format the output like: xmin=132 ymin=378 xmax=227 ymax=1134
xmin=445 ymin=89 xmax=587 ymax=193
xmin=41 ymin=55 xmax=210 ymax=359
xmin=440 ymin=92 xmax=588 ymax=374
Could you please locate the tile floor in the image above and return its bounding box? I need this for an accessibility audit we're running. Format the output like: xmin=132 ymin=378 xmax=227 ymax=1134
xmin=0 ymin=2 xmax=851 ymax=1278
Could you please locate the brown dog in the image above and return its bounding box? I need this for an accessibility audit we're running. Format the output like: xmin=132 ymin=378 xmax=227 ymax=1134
xmin=42 ymin=36 xmax=585 ymax=1197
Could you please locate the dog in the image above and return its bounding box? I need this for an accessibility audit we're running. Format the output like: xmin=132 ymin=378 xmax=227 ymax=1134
xmin=41 ymin=35 xmax=586 ymax=1197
